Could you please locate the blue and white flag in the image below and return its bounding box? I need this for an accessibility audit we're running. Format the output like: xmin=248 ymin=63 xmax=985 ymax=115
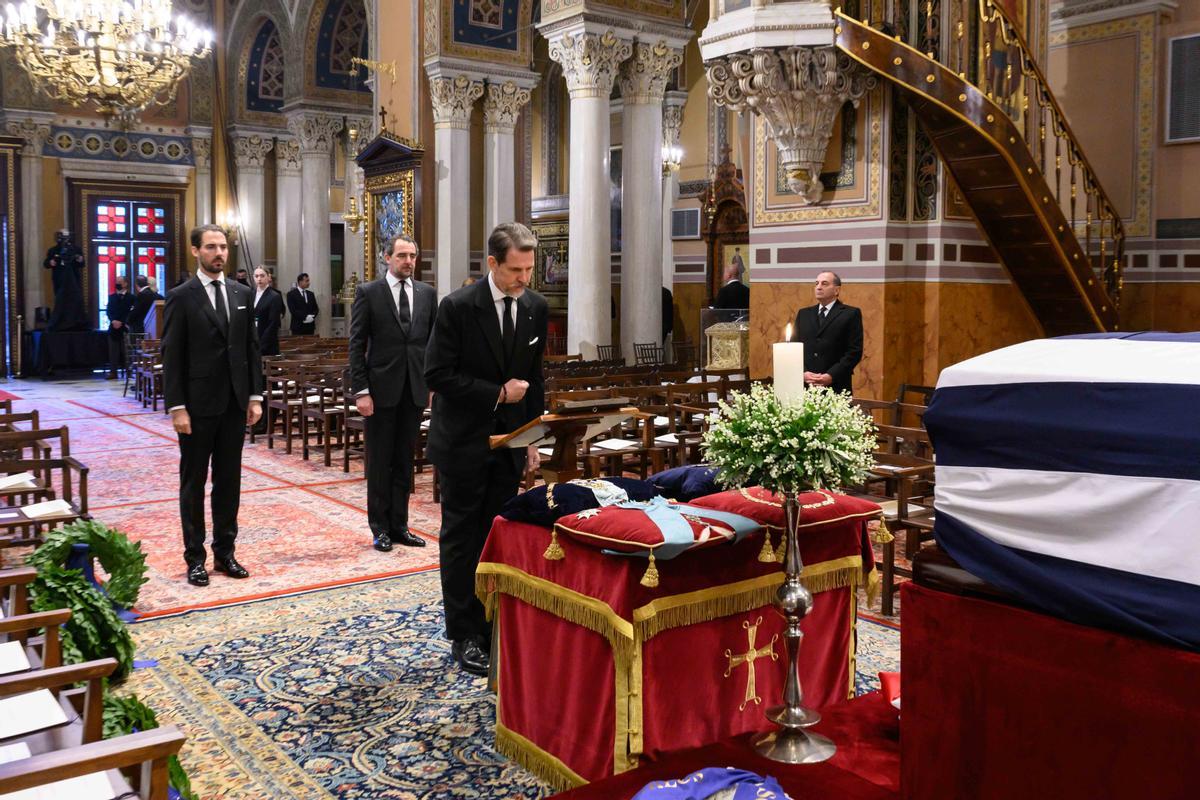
xmin=923 ymin=332 xmax=1200 ymax=650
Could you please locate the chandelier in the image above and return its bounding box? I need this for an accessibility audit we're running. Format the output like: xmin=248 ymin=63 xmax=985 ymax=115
xmin=1 ymin=1 xmax=212 ymax=124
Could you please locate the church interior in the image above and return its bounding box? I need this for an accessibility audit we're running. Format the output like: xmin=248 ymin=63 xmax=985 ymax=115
xmin=0 ymin=0 xmax=1196 ymax=798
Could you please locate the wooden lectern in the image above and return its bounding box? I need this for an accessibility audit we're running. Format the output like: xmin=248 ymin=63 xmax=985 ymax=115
xmin=489 ymin=399 xmax=638 ymax=483
xmin=143 ymin=300 xmax=165 ymax=339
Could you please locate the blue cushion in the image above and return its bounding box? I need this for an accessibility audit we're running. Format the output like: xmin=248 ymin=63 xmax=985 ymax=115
xmin=500 ymin=477 xmax=660 ymax=527
xmin=647 ymin=464 xmax=723 ymax=501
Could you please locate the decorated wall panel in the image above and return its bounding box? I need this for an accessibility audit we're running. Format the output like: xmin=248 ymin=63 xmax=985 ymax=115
xmin=425 ymin=0 xmax=534 ymax=68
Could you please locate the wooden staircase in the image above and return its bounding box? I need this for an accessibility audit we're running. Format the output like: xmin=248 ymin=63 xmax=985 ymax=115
xmin=835 ymin=2 xmax=1124 ymax=334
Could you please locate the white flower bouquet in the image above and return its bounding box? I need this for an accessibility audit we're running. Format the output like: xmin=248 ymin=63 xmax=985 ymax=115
xmin=702 ymin=383 xmax=876 ymax=495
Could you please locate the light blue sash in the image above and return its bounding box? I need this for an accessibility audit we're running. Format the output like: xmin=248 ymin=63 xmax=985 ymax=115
xmin=601 ymin=496 xmax=761 ymax=561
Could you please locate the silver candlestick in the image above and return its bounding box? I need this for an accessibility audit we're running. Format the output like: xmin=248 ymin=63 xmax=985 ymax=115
xmin=753 ymin=491 xmax=837 ymax=763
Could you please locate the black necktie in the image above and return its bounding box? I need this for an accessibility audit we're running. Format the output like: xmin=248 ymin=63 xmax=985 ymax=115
xmin=212 ymin=279 xmax=228 ymax=334
xmin=397 ymin=279 xmax=411 ymax=331
xmin=502 ymin=296 xmax=515 ymax=359
xmin=819 ymin=306 xmax=828 ymax=326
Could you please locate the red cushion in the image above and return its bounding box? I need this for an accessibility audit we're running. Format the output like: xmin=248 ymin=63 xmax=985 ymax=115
xmin=554 ymin=505 xmax=743 ymax=556
xmin=688 ymin=487 xmax=881 ymax=531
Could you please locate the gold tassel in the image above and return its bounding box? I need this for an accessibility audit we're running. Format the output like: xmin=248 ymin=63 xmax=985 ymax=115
xmin=872 ymin=517 xmax=895 ymax=545
xmin=758 ymin=530 xmax=776 ymax=562
xmin=543 ymin=528 xmax=565 ymax=561
xmin=775 ymin=532 xmax=788 ymax=564
xmin=640 ymin=551 xmax=660 ymax=588
xmin=866 ymin=566 xmax=882 ymax=608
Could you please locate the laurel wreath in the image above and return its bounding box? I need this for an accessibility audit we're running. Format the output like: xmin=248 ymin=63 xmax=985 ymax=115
xmin=26 ymin=519 xmax=148 ymax=608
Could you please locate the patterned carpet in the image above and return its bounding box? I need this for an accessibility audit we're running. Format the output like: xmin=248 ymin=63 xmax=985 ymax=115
xmin=3 ymin=376 xmax=900 ymax=799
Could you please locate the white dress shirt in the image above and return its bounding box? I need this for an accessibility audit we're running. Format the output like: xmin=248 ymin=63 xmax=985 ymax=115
xmin=387 ymin=271 xmax=413 ymax=315
xmin=487 ymin=272 xmax=517 ymax=331
xmin=254 ymin=288 xmax=265 ymax=307
xmin=168 ymin=271 xmax=261 ymax=413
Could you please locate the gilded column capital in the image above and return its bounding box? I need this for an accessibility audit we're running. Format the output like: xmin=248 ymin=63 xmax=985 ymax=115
xmin=547 ymin=30 xmax=632 ymax=99
xmin=618 ymin=40 xmax=683 ymax=105
xmin=429 ymin=74 xmax=485 ymax=130
xmin=706 ymin=46 xmax=874 ymax=203
xmin=191 ymin=137 xmax=212 ymax=170
xmin=275 ymin=136 xmax=302 ymax=176
xmin=286 ymin=112 xmax=344 ymax=155
xmin=4 ymin=118 xmax=50 ymax=156
xmin=232 ymin=133 xmax=274 ymax=170
xmin=483 ymin=81 xmax=532 ymax=135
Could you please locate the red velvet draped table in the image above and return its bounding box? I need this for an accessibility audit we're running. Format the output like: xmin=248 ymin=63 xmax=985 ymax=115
xmin=475 ymin=512 xmax=875 ymax=790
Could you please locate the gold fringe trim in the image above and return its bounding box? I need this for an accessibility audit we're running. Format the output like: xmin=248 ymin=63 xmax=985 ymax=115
xmin=476 ymin=564 xmax=635 ymax=653
xmin=495 ymin=722 xmax=586 ymax=792
xmin=630 ymin=556 xmax=862 ymax=641
xmin=865 ymin=565 xmax=882 ymax=608
xmin=757 ymin=530 xmax=776 ymax=562
xmin=543 ymin=528 xmax=565 ymax=561
xmin=640 ymin=552 xmax=659 ymax=588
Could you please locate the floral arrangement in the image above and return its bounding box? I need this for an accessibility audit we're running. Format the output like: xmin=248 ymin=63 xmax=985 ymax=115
xmin=702 ymin=383 xmax=876 ymax=495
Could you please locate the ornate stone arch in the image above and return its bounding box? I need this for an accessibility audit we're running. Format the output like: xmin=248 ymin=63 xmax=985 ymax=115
xmin=225 ymin=0 xmax=294 ymax=125
xmin=294 ymin=0 xmax=373 ymax=110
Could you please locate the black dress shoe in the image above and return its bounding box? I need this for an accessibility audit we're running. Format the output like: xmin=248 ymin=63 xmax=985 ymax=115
xmin=451 ymin=639 xmax=490 ymax=676
xmin=186 ymin=564 xmax=209 ymax=586
xmin=213 ymin=557 xmax=250 ymax=579
xmin=391 ymin=529 xmax=426 ymax=548
xmin=373 ymin=533 xmax=393 ymax=552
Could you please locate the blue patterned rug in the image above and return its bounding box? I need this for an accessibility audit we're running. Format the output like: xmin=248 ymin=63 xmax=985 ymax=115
xmin=126 ymin=571 xmax=899 ymax=799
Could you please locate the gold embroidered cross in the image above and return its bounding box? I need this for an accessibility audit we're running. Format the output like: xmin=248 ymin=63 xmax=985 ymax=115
xmin=723 ymin=616 xmax=779 ymax=711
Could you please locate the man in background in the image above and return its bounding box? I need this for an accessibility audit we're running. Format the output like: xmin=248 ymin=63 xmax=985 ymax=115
xmin=252 ymin=267 xmax=285 ymax=356
xmin=713 ymin=261 xmax=750 ymax=309
xmin=105 ymin=276 xmax=134 ymax=379
xmin=287 ymin=273 xmax=319 ymax=335
xmin=425 ymin=222 xmax=548 ymax=677
xmin=235 ymin=268 xmax=251 ymax=287
xmin=163 ymin=225 xmax=263 ymax=587
xmin=789 ymin=271 xmax=863 ymax=394
xmin=349 ymin=235 xmax=436 ymax=554
xmin=127 ymin=275 xmax=162 ymax=336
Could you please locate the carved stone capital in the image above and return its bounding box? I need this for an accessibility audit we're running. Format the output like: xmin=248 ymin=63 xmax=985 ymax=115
xmin=275 ymin=136 xmax=302 ymax=176
xmin=429 ymin=74 xmax=484 ymax=130
xmin=618 ymin=40 xmax=683 ymax=105
xmin=233 ymin=133 xmax=274 ymax=170
xmin=191 ymin=137 xmax=212 ymax=170
xmin=706 ymin=46 xmax=874 ymax=204
xmin=286 ymin=112 xmax=344 ymax=155
xmin=662 ymin=104 xmax=684 ymax=149
xmin=4 ymin=119 xmax=50 ymax=156
xmin=547 ymin=30 xmax=632 ymax=99
xmin=483 ymin=81 xmax=532 ymax=134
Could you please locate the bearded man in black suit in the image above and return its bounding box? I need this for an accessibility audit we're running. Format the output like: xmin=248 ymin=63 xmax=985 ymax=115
xmin=349 ymin=234 xmax=436 ymax=553
xmin=424 ymin=222 xmax=548 ymax=676
xmin=287 ymin=273 xmax=319 ymax=335
xmin=789 ymin=270 xmax=863 ymax=395
xmin=163 ymin=225 xmax=263 ymax=587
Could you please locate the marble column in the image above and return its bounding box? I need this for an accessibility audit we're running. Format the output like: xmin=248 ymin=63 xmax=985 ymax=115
xmin=482 ymin=79 xmax=533 ymax=241
xmin=274 ymin=135 xmax=302 ymax=292
xmin=286 ymin=111 xmax=343 ymax=337
xmin=4 ymin=114 xmax=52 ymax=320
xmin=545 ymin=27 xmax=632 ymax=357
xmin=428 ymin=72 xmax=483 ymax=297
xmin=342 ymin=116 xmax=370 ymax=282
xmin=618 ymin=41 xmax=683 ymax=363
xmin=661 ymin=91 xmax=687 ymax=291
xmin=231 ymin=131 xmax=274 ymax=269
xmin=188 ymin=126 xmax=213 ymax=225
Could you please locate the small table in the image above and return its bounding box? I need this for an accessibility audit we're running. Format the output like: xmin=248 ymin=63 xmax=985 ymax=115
xmin=476 ymin=512 xmax=872 ymax=790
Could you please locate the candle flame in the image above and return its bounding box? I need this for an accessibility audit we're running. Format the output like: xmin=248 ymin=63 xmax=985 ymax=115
xmin=784 ymin=322 xmax=793 ymax=342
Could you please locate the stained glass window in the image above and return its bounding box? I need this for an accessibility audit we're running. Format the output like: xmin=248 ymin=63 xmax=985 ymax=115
xmin=90 ymin=198 xmax=172 ymax=328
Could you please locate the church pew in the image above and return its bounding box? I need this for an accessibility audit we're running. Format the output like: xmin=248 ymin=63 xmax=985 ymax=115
xmin=0 ymin=456 xmax=90 ymax=547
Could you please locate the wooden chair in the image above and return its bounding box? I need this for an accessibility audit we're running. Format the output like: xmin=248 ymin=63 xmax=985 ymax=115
xmin=299 ymin=362 xmax=348 ymax=466
xmin=265 ymin=360 xmax=310 ymax=454
xmin=595 ymin=344 xmax=617 ymax=361
xmin=0 ymin=603 xmax=69 ymax=671
xmin=341 ymin=369 xmax=366 ymax=474
xmin=633 ymin=342 xmax=664 ymax=366
xmin=0 ymin=409 xmax=39 ymax=434
xmin=0 ymin=456 xmax=90 ymax=548
xmin=671 ymin=340 xmax=697 ymax=370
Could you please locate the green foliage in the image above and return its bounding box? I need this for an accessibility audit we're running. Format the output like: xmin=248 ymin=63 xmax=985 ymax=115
xmin=103 ymin=693 xmax=197 ymax=800
xmin=29 ymin=564 xmax=135 ymax=682
xmin=702 ymin=383 xmax=877 ymax=494
xmin=26 ymin=519 xmax=147 ymax=608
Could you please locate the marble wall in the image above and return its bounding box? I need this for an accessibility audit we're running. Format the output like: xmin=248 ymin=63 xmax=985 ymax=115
xmin=1121 ymin=284 xmax=1200 ymax=331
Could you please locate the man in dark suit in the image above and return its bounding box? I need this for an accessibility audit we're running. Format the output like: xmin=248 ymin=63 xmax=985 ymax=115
xmin=105 ymin=277 xmax=135 ymax=379
xmin=349 ymin=234 xmax=435 ymax=553
xmin=425 ymin=222 xmax=548 ymax=676
xmin=789 ymin=271 xmax=863 ymax=395
xmin=287 ymin=273 xmax=319 ymax=335
xmin=252 ymin=266 xmax=285 ymax=356
xmin=713 ymin=261 xmax=750 ymax=309
xmin=127 ymin=275 xmax=162 ymax=335
xmin=163 ymin=224 xmax=264 ymax=587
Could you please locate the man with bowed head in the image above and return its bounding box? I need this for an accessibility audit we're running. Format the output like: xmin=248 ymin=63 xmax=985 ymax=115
xmin=424 ymin=222 xmax=548 ymax=676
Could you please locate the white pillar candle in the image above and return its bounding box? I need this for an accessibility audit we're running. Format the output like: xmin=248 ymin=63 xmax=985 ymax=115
xmin=774 ymin=322 xmax=805 ymax=404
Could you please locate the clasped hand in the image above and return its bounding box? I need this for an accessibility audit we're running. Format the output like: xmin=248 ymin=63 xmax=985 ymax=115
xmin=500 ymin=379 xmax=529 ymax=404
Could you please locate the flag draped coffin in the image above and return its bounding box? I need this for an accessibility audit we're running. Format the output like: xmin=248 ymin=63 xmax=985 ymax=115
xmin=923 ymin=332 xmax=1200 ymax=650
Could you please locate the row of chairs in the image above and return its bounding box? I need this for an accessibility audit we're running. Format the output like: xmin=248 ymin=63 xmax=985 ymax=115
xmin=0 ymin=565 xmax=185 ymax=798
